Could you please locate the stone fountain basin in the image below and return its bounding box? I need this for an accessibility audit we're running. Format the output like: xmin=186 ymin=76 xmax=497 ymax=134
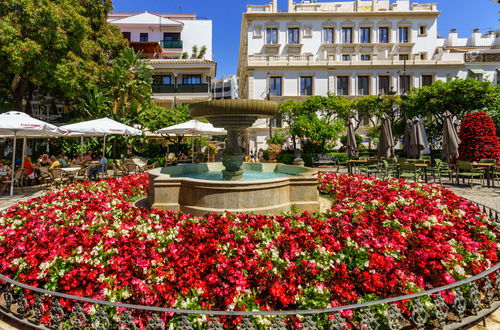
xmin=147 ymin=163 xmax=320 ymax=216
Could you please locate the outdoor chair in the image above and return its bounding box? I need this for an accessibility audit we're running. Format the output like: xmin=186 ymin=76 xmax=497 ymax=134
xmin=479 ymin=159 xmax=495 ymax=164
xmin=427 ymin=159 xmax=444 ymax=184
xmin=74 ymin=167 xmax=90 ymax=182
xmin=439 ymin=161 xmax=455 ymax=182
xmin=397 ymin=158 xmax=407 ymax=164
xmin=419 ymin=155 xmax=431 ymax=163
xmin=4 ymin=168 xmax=25 ymax=194
xmin=360 ymin=159 xmax=379 ymax=177
xmin=399 ymin=163 xmax=420 ymax=182
xmin=49 ymin=168 xmax=69 ymax=188
xmin=456 ymin=161 xmax=484 ymax=188
xmin=37 ymin=166 xmax=52 ymax=189
xmin=381 ymin=160 xmax=398 ymax=179
xmin=125 ymin=163 xmax=141 ymax=175
xmin=494 ymin=165 xmax=500 ymax=187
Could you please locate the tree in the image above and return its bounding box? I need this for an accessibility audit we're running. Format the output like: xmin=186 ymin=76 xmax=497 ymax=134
xmin=350 ymin=95 xmax=400 ymax=130
xmin=138 ymin=104 xmax=191 ymax=152
xmin=190 ymin=45 xmax=207 ymax=59
xmin=458 ymin=112 xmax=500 ymax=162
xmin=285 ymin=96 xmax=346 ymax=153
xmin=0 ymin=0 xmax=127 ymax=111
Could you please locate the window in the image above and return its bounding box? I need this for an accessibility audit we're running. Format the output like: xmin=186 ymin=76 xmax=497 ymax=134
xmin=399 ymin=75 xmax=411 ymax=93
xmin=361 ymin=54 xmax=371 ymax=61
xmin=140 ymin=33 xmax=148 ymax=42
xmin=288 ymin=28 xmax=300 ymax=44
xmin=379 ymin=27 xmax=389 ymax=43
xmin=337 ymin=76 xmax=349 ymax=95
xmin=421 ymin=75 xmax=433 ymax=87
xmin=419 ymin=53 xmax=427 ymax=60
xmin=269 ymin=76 xmax=282 ymax=96
xmin=341 ymin=27 xmax=352 ymax=44
xmin=360 ymin=27 xmax=371 ymax=43
xmin=163 ymin=32 xmax=181 ymax=41
xmin=266 ymin=28 xmax=278 ymax=44
xmin=358 ymin=76 xmax=370 ymax=95
xmin=253 ymin=26 xmax=262 ymax=38
xmin=303 ymin=25 xmax=313 ymax=38
xmin=122 ymin=32 xmax=131 ymax=41
xmin=399 ymin=54 xmax=409 ymax=61
xmin=153 ymin=75 xmax=172 ymax=85
xmin=323 ymin=28 xmax=334 ymax=44
xmin=182 ymin=75 xmax=202 ymax=85
xmin=342 ymin=54 xmax=351 ymax=61
xmin=300 ymin=76 xmax=313 ymax=96
xmin=398 ymin=27 xmax=409 ymax=43
xmin=271 ymin=113 xmax=283 ymax=128
xmin=378 ymin=76 xmax=390 ymax=95
xmin=419 ymin=25 xmax=427 ymax=36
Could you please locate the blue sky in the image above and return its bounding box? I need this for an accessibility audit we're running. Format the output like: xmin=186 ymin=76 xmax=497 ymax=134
xmin=113 ymin=0 xmax=499 ymax=78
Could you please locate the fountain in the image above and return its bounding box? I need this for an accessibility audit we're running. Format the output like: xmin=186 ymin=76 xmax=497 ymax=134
xmin=147 ymin=99 xmax=320 ymax=216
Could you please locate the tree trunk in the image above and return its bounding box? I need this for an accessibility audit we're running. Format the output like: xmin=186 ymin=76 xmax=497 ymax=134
xmin=11 ymin=76 xmax=29 ymax=112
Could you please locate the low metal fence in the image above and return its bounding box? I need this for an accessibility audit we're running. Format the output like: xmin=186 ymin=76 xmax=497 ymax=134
xmin=0 ymin=199 xmax=499 ymax=329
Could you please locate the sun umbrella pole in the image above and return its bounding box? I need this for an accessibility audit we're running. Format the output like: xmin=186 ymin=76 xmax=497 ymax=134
xmin=10 ymin=131 xmax=17 ymax=197
xmin=192 ymin=136 xmax=195 ymax=163
xmin=80 ymin=136 xmax=84 ymax=158
xmin=22 ymin=137 xmax=27 ymax=170
xmin=103 ymin=135 xmax=107 ymax=157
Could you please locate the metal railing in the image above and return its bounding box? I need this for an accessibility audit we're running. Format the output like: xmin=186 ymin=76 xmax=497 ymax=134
xmin=0 ymin=199 xmax=499 ymax=329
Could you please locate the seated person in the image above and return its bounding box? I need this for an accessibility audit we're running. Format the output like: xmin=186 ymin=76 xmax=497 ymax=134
xmin=0 ymin=161 xmax=12 ymax=193
xmin=57 ymin=154 xmax=68 ymax=168
xmin=88 ymin=154 xmax=108 ymax=180
xmin=83 ymin=151 xmax=93 ymax=164
xmin=178 ymin=153 xmax=188 ymax=160
xmin=37 ymin=154 xmax=52 ymax=167
xmin=49 ymin=156 xmax=61 ymax=170
xmin=23 ymin=156 xmax=37 ymax=185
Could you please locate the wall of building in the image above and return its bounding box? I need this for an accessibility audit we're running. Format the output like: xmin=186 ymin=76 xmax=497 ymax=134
xmin=180 ymin=20 xmax=213 ymax=60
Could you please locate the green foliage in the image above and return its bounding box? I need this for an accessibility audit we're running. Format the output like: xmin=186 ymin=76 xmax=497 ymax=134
xmin=340 ymin=133 xmax=363 ymax=147
xmin=276 ymin=152 xmax=295 ymax=165
xmin=190 ymin=45 xmax=207 ymax=59
xmin=401 ymin=78 xmax=498 ymax=122
xmin=137 ymin=104 xmax=190 ymax=132
xmin=266 ymin=129 xmax=288 ymax=145
xmin=0 ymin=0 xmax=127 ymax=109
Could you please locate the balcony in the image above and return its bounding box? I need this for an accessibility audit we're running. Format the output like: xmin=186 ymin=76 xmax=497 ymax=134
xmin=176 ymin=84 xmax=209 ymax=93
xmin=152 ymin=84 xmax=175 ymax=93
xmin=152 ymin=84 xmax=209 ymax=94
xmin=160 ymin=40 xmax=183 ymax=49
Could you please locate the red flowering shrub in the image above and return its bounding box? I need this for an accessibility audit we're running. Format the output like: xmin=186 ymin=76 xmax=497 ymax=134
xmin=458 ymin=112 xmax=500 ymax=162
xmin=0 ymin=173 xmax=498 ymax=328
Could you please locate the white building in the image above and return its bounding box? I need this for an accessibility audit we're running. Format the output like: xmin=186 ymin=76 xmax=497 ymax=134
xmin=211 ymin=75 xmax=240 ymax=100
xmin=237 ymin=0 xmax=498 ymax=151
xmin=108 ymin=12 xmax=216 ymax=108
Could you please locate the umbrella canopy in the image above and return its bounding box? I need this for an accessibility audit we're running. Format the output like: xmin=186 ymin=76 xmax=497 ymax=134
xmin=346 ymin=118 xmax=358 ymax=158
xmin=0 ymin=111 xmax=67 ymax=196
xmin=61 ymin=118 xmax=142 ymax=157
xmin=403 ymin=119 xmax=412 ymax=156
xmin=442 ymin=111 xmax=461 ymax=163
xmin=378 ymin=113 xmax=395 ymax=159
xmin=157 ymin=120 xmax=226 ymax=136
xmin=61 ymin=118 xmax=142 ymax=136
xmin=409 ymin=117 xmax=425 ymax=158
xmin=417 ymin=117 xmax=430 ymax=155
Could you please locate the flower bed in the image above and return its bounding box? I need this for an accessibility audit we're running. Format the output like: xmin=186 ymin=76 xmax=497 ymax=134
xmin=0 ymin=173 xmax=498 ymax=327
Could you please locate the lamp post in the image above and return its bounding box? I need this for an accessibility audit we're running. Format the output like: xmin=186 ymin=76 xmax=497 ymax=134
xmin=266 ymin=72 xmax=273 ymax=138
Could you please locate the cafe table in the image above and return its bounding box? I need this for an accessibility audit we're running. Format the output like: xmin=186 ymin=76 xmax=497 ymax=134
xmin=60 ymin=167 xmax=82 ymax=182
xmin=474 ymin=163 xmax=495 ymax=188
xmin=347 ymin=159 xmax=368 ymax=175
xmin=414 ymin=163 xmax=429 ymax=182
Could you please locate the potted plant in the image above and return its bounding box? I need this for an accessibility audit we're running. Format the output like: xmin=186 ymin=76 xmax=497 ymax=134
xmin=207 ymin=144 xmax=217 ymax=162
xmin=266 ymin=129 xmax=287 ymax=161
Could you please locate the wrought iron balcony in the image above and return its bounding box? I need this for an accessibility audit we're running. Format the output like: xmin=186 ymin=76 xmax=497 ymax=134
xmin=159 ymin=40 xmax=183 ymax=49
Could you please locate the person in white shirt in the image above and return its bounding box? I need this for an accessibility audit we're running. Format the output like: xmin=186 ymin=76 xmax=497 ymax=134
xmin=0 ymin=160 xmax=12 ymax=193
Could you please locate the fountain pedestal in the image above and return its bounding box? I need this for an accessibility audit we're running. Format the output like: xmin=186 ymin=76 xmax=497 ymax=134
xmin=221 ymin=130 xmax=244 ymax=180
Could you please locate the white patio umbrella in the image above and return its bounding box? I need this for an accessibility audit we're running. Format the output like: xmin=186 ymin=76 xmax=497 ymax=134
xmin=157 ymin=120 xmax=226 ymax=163
xmin=61 ymin=118 xmax=142 ymax=157
xmin=0 ymin=111 xmax=67 ymax=196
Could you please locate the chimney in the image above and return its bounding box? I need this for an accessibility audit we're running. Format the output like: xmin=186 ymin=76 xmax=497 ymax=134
xmin=288 ymin=0 xmax=294 ymax=12
xmin=272 ymin=0 xmax=278 ymax=12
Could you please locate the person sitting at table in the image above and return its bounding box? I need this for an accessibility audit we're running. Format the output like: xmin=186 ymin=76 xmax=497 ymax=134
xmin=83 ymin=151 xmax=93 ymax=164
xmin=178 ymin=153 xmax=188 ymax=161
xmin=37 ymin=154 xmax=51 ymax=167
xmin=71 ymin=155 xmax=84 ymax=166
xmin=23 ymin=155 xmax=37 ymax=185
xmin=48 ymin=156 xmax=61 ymax=170
xmin=0 ymin=160 xmax=12 ymax=193
xmin=57 ymin=154 xmax=68 ymax=168
xmin=88 ymin=154 xmax=108 ymax=180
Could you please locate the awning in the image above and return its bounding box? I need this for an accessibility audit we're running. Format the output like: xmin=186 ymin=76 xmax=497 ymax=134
xmin=469 ymin=69 xmax=485 ymax=74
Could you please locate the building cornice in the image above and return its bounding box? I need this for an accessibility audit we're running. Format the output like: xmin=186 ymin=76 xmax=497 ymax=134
xmin=242 ymin=11 xmax=440 ymax=21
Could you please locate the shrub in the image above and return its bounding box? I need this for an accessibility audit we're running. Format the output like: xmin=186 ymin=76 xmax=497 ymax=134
xmin=276 ymin=153 xmax=295 ymax=164
xmin=458 ymin=112 xmax=500 ymax=162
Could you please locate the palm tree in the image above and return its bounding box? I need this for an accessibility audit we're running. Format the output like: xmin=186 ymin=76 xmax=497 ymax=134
xmin=190 ymin=45 xmax=207 ymax=59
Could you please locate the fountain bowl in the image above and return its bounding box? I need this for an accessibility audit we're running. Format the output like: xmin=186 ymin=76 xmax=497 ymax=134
xmin=147 ymin=162 xmax=320 ymax=216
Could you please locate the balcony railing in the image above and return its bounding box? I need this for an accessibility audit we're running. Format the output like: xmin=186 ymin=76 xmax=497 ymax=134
xmin=176 ymin=84 xmax=209 ymax=93
xmin=152 ymin=84 xmax=209 ymax=94
xmin=152 ymin=85 xmax=175 ymax=93
xmin=160 ymin=40 xmax=183 ymax=49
